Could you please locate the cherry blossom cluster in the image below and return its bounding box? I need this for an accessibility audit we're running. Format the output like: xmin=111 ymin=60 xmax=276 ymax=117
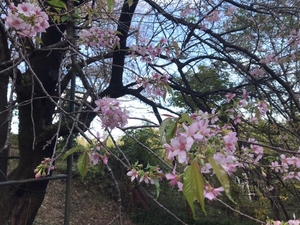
xmin=267 ymin=218 xmax=300 ymax=225
xmin=79 ymin=27 xmax=120 ymax=50
xmin=34 ymin=157 xmax=54 ymax=179
xmin=224 ymin=93 xmax=270 ymax=167
xmin=238 ymin=138 xmax=265 ymax=168
xmin=165 ymin=166 xmax=183 ymax=191
xmin=270 ymin=153 xmax=300 ymax=181
xmin=224 ymin=92 xmax=300 ymax=181
xmin=76 ymin=135 xmax=108 ymax=166
xmin=127 ymin=109 xmax=241 ymax=197
xmin=159 ymin=92 xmax=271 ymax=197
xmin=205 ymin=10 xmax=221 ymax=23
xmin=126 ymin=162 xmax=225 ymax=200
xmin=126 ymin=162 xmax=164 ymax=185
xmin=225 ymin=90 xmax=268 ymax=121
xmin=94 ymin=97 xmax=129 ymax=129
xmin=164 ymin=111 xmax=240 ymax=174
xmin=180 ymin=4 xmax=196 ymax=18
xmin=136 ymin=72 xmax=170 ymax=99
xmin=130 ymin=37 xmax=173 ymax=63
xmin=5 ymin=2 xmax=49 ymax=37
xmin=126 ymin=91 xmax=274 ymax=201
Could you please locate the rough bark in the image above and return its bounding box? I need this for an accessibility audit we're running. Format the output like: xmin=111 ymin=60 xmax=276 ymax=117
xmin=0 ymin=19 xmax=10 ymax=182
xmin=0 ymin=16 xmax=64 ymax=225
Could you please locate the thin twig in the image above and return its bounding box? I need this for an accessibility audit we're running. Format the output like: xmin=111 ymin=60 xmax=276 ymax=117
xmin=140 ymin=186 xmax=189 ymax=225
xmin=106 ymin=164 xmax=123 ymax=225
xmin=216 ymin=198 xmax=265 ymax=224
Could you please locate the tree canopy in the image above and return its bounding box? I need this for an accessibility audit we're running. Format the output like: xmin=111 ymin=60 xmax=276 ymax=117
xmin=1 ymin=0 xmax=300 ymax=224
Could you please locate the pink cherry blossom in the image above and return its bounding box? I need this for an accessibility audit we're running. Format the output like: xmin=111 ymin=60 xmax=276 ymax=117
xmin=130 ymin=42 xmax=171 ymax=63
xmin=79 ymin=27 xmax=120 ymax=50
xmin=242 ymin=89 xmax=248 ymax=99
xmin=180 ymin=4 xmax=195 ymax=18
xmin=225 ymin=93 xmax=236 ymax=102
xmin=101 ymin=155 xmax=108 ymax=165
xmin=238 ymin=99 xmax=248 ymax=107
xmin=204 ymin=186 xmax=224 ymax=200
xmin=5 ymin=3 xmax=49 ymax=37
xmin=213 ymin=152 xmax=238 ymax=175
xmin=288 ymin=220 xmax=300 ymax=225
xmin=230 ymin=113 xmax=242 ymax=125
xmin=223 ymin=131 xmax=238 ymax=152
xmin=291 ymin=157 xmax=300 ymax=168
xmin=165 ymin=173 xmax=183 ymax=191
xmin=136 ymin=72 xmax=170 ymax=99
xmin=163 ymin=142 xmax=175 ymax=160
xmin=17 ymin=2 xmax=35 ymax=17
xmin=250 ymin=68 xmax=265 ymax=77
xmin=225 ymin=6 xmax=236 ymax=16
xmin=35 ymin=172 xmax=41 ymax=179
xmin=249 ymin=138 xmax=264 ymax=155
xmin=280 ymin=154 xmax=291 ymax=166
xmin=266 ymin=221 xmax=281 ymax=225
xmin=94 ymin=97 xmax=129 ymax=129
xmin=201 ymin=163 xmax=212 ymax=174
xmin=260 ymin=54 xmax=278 ymax=64
xmin=257 ymin=101 xmax=268 ymax=116
xmin=127 ymin=169 xmax=138 ymax=182
xmin=33 ymin=157 xmax=54 ymax=178
xmin=182 ymin=121 xmax=210 ymax=141
xmin=160 ymin=37 xmax=168 ymax=44
xmin=168 ymin=134 xmax=193 ymax=163
xmin=271 ymin=161 xmax=282 ymax=173
xmin=205 ymin=10 xmax=220 ymax=23
xmin=139 ymin=172 xmax=154 ymax=184
xmin=89 ymin=152 xmax=100 ymax=165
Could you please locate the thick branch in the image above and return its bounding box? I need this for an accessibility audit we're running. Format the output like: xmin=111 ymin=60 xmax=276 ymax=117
xmin=102 ymin=0 xmax=139 ymax=97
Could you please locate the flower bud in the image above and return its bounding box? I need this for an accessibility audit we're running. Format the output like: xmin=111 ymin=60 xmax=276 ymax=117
xmin=35 ymin=172 xmax=41 ymax=179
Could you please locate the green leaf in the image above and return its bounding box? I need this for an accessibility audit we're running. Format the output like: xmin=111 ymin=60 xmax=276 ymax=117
xmin=60 ymin=15 xmax=70 ymax=23
xmin=116 ymin=42 xmax=121 ymax=50
xmin=159 ymin=118 xmax=177 ymax=143
xmin=152 ymin=179 xmax=160 ymax=199
xmin=48 ymin=0 xmax=67 ymax=10
xmin=166 ymin=84 xmax=173 ymax=96
xmin=62 ymin=147 xmax=82 ymax=160
xmin=106 ymin=0 xmax=115 ymax=11
xmin=127 ymin=0 xmax=133 ymax=7
xmin=207 ymin=157 xmax=236 ymax=203
xmin=183 ymin=160 xmax=206 ymax=219
xmin=53 ymin=15 xmax=61 ymax=23
xmin=34 ymin=36 xmax=43 ymax=45
xmin=163 ymin=86 xmax=167 ymax=101
xmin=172 ymin=38 xmax=180 ymax=56
xmin=180 ymin=113 xmax=193 ymax=125
xmin=77 ymin=152 xmax=90 ymax=180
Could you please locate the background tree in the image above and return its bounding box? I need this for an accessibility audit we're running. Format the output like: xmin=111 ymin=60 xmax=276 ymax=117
xmin=2 ymin=0 xmax=300 ymax=224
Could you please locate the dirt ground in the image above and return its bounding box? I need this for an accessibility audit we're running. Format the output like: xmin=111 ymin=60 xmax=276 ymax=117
xmin=7 ymin=146 xmax=136 ymax=225
xmin=35 ymin=178 xmax=136 ymax=225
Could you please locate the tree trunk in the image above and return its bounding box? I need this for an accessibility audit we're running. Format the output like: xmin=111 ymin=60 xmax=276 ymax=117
xmin=0 ymin=25 xmax=63 ymax=224
xmin=0 ymin=64 xmax=58 ymax=224
xmin=0 ymin=18 xmax=10 ymax=182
